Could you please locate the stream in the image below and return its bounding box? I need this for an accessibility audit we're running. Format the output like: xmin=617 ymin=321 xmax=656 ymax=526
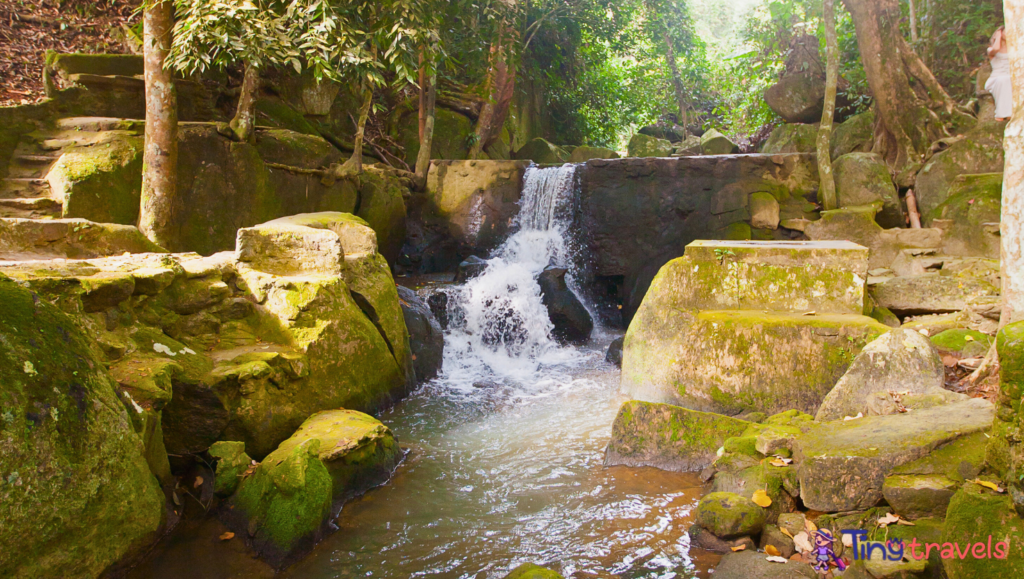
xmin=129 ymin=165 xmax=714 ymax=578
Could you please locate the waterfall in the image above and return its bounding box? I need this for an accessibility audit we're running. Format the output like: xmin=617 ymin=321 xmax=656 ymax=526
xmin=433 ymin=164 xmax=589 ymax=389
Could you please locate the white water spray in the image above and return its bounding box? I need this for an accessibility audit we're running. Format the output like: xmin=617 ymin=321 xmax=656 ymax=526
xmin=435 ymin=164 xmax=589 ymax=389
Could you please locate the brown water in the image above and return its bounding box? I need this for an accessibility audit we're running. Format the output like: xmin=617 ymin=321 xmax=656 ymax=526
xmin=129 ymin=337 xmax=715 ymax=578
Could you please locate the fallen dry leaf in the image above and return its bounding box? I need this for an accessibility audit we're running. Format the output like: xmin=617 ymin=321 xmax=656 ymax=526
xmin=752 ymin=489 xmax=773 ymax=508
xmin=897 ymin=518 xmax=916 ymax=526
xmin=765 ymin=544 xmax=781 ymax=557
xmin=802 ymin=311 xmax=816 ymax=316
xmin=731 ymin=545 xmax=746 ymax=552
xmin=804 ymin=519 xmax=818 ymax=533
xmin=219 ymin=532 xmax=235 ymax=541
xmin=765 ymin=555 xmax=788 ymax=563
xmin=843 ymin=412 xmax=864 ymax=421
xmin=877 ymin=513 xmax=900 ymax=527
xmin=972 ymin=479 xmax=1006 ymax=493
xmin=780 ymin=527 xmax=794 ymax=539
xmin=794 ymin=531 xmax=812 ymax=553
xmin=194 ymin=476 xmax=204 ymax=488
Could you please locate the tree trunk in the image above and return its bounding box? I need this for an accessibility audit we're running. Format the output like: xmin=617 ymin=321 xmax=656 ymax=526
xmin=908 ymin=0 xmax=918 ymax=43
xmin=842 ymin=0 xmax=943 ymax=173
xmin=817 ymin=0 xmax=840 ymax=211
xmin=662 ymin=31 xmax=689 ymax=130
xmin=469 ymin=25 xmax=517 ymax=159
xmin=415 ymin=72 xmax=438 ymax=190
xmin=418 ymin=53 xmax=427 ymax=142
xmin=1001 ymin=0 xmax=1024 ymax=326
xmin=230 ymin=62 xmax=260 ymax=143
xmin=139 ymin=0 xmax=177 ymax=249
xmin=335 ymin=87 xmax=374 ymax=177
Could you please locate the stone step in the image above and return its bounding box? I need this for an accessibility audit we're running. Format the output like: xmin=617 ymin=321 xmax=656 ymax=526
xmin=0 ymin=178 xmax=50 ymax=199
xmin=56 ymin=117 xmax=146 ymax=133
xmin=0 ymin=197 xmax=63 ymax=219
xmin=13 ymin=154 xmax=60 ymax=165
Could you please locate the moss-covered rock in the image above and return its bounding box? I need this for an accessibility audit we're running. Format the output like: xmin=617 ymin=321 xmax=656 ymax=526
xmin=504 ymin=563 xmax=564 ymax=579
xmin=357 ymin=169 xmax=408 ymax=264
xmin=47 ymin=132 xmax=144 ymax=224
xmin=627 ymin=133 xmax=673 ymax=158
xmin=765 ymin=72 xmax=826 ymax=125
xmin=695 ymin=492 xmax=767 ymax=539
xmin=804 ymin=206 xmax=943 ymax=269
xmin=816 ymin=329 xmax=952 ymax=422
xmin=0 ymin=218 xmax=165 ymax=260
xmin=604 ymin=401 xmax=753 ymax=471
xmin=916 ymin=123 xmax=1005 ymax=218
xmin=929 ymin=173 xmax=1001 ymax=259
xmin=209 ymin=441 xmax=252 ymax=497
xmin=871 ymin=273 xmax=1000 ymax=317
xmin=712 ymin=549 xmax=817 ymax=578
xmin=833 ymin=153 xmax=903 ymax=228
xmin=930 ymin=328 xmax=993 ymax=357
xmin=516 ymin=137 xmax=569 ymax=163
xmin=749 ymin=192 xmax=780 ymax=229
xmin=831 ymin=110 xmax=874 ymax=160
xmin=711 ymin=460 xmax=800 ymax=523
xmin=569 ymin=146 xmax=619 ymax=163
xmin=941 ymin=482 xmax=1024 ymax=579
xmin=762 ymin=123 xmax=818 ymax=154
xmin=396 ymin=106 xmax=473 ymax=166
xmin=700 ymin=129 xmax=740 ymax=155
xmin=882 ymin=473 xmax=957 ymax=520
xmin=0 ymin=275 xmax=164 ymax=578
xmin=794 ymin=398 xmax=994 ymax=512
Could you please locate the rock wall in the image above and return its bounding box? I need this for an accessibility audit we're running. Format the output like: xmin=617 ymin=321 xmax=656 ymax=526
xmin=578 ymin=154 xmax=820 ymax=323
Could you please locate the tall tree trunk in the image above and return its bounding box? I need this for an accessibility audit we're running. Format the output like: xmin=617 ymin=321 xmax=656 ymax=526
xmin=817 ymin=0 xmax=840 ymax=210
xmin=230 ymin=62 xmax=260 ymax=143
xmin=908 ymin=0 xmax=919 ymax=43
xmin=1001 ymin=0 xmax=1024 ymax=326
xmin=139 ymin=0 xmax=177 ymax=249
xmin=415 ymin=72 xmax=438 ymax=190
xmin=469 ymin=25 xmax=517 ymax=159
xmin=418 ymin=53 xmax=427 ymax=142
xmin=335 ymin=87 xmax=374 ymax=177
xmin=662 ymin=31 xmax=689 ymax=131
xmin=842 ymin=0 xmax=943 ymax=174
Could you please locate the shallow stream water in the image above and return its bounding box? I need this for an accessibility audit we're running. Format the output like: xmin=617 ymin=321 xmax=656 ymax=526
xmin=129 ymin=166 xmax=715 ymax=578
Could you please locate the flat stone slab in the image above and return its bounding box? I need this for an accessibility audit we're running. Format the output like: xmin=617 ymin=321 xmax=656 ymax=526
xmin=655 ymin=240 xmax=869 ymax=315
xmin=604 ymin=401 xmax=752 ymax=471
xmin=235 ymin=212 xmax=377 ymax=276
xmin=794 ymin=398 xmax=994 ymax=512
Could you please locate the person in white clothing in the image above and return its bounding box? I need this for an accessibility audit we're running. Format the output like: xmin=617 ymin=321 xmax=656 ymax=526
xmin=987 ymin=26 xmax=1013 ymax=121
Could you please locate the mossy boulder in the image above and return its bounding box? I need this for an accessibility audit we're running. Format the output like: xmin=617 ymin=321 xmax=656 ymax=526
xmin=0 ymin=218 xmax=165 ymax=260
xmin=700 ymin=129 xmax=740 ymax=155
xmin=930 ymin=173 xmax=1002 ymax=259
xmin=794 ymin=398 xmax=994 ymax=512
xmin=0 ymin=275 xmax=165 ymax=578
xmin=711 ymin=461 xmax=800 ymax=523
xmin=915 ymin=123 xmax=1005 ymax=218
xmin=695 ymin=492 xmax=767 ymax=539
xmin=209 ymin=440 xmax=252 ymax=497
xmin=816 ymin=329 xmax=952 ymax=422
xmin=930 ymin=328 xmax=993 ymax=357
xmin=356 ymin=169 xmax=408 ymax=264
xmin=999 ymin=320 xmax=1024 ymax=406
xmin=627 ymin=133 xmax=673 ymax=158
xmin=765 ymin=73 xmax=826 ymax=125
xmin=833 ymin=153 xmax=903 ymax=228
xmin=749 ymin=192 xmax=780 ymax=229
xmin=941 ymin=482 xmax=1024 ymax=579
xmin=396 ymin=106 xmax=473 ymax=166
xmin=871 ymin=273 xmax=1000 ymax=317
xmin=515 ymin=138 xmax=569 ymax=163
xmin=47 ymin=132 xmax=144 ymax=224
xmin=804 ymin=205 xmax=943 ymax=270
xmin=762 ymin=123 xmax=817 ymax=154
xmin=504 ymin=563 xmax=564 ymax=579
xmin=569 ymin=146 xmax=619 ymax=163
xmin=604 ymin=401 xmax=753 ymax=471
xmin=831 ymin=110 xmax=875 ymax=160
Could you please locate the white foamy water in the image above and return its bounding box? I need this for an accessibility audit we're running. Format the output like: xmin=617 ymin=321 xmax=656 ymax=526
xmin=435 ymin=164 xmax=592 ymax=391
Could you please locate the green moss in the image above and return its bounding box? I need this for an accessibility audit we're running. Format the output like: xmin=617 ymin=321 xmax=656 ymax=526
xmin=720 ymin=221 xmax=752 ymax=240
xmin=209 ymin=441 xmax=252 ymax=497
xmin=695 ymin=492 xmax=767 ymax=538
xmin=931 ymin=328 xmax=993 ymax=356
xmin=256 ymin=98 xmax=320 ymax=136
xmin=723 ymin=436 xmax=760 ymax=456
xmin=941 ymin=483 xmax=1024 ymax=578
xmin=998 ymin=321 xmax=1024 ymax=404
xmin=54 ymin=134 xmax=145 ymax=225
xmin=504 ymin=563 xmax=564 ymax=579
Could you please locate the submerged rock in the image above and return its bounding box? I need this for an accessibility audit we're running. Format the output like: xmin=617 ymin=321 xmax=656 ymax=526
xmin=604 ymin=401 xmax=752 ymax=471
xmin=0 ymin=275 xmax=165 ymax=578
xmin=605 ymin=336 xmax=624 ymax=367
xmin=397 ymin=286 xmax=444 ymax=383
xmin=815 ymin=329 xmax=957 ymax=422
xmin=537 ymin=266 xmax=593 ymax=345
xmin=454 ymin=255 xmax=489 ymax=283
xmin=503 ymin=563 xmax=564 ymax=579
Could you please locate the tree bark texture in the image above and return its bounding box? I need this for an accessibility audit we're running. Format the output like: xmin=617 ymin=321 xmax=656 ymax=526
xmin=418 ymin=53 xmax=427 ymax=142
xmin=908 ymin=0 xmax=919 ymax=43
xmin=139 ymin=0 xmax=178 ymax=249
xmin=336 ymin=87 xmax=374 ymax=177
xmin=1002 ymin=0 xmax=1024 ymax=325
xmin=817 ymin=0 xmax=840 ymax=211
xmin=662 ymin=32 xmax=689 ymax=130
xmin=415 ymin=73 xmax=438 ymax=189
xmin=469 ymin=24 xmax=517 ymax=159
xmin=230 ymin=63 xmax=260 ymax=143
xmin=842 ymin=0 xmax=942 ymax=173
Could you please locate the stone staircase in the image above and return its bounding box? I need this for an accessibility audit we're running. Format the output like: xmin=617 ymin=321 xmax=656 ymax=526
xmin=0 ymin=117 xmax=144 ymax=220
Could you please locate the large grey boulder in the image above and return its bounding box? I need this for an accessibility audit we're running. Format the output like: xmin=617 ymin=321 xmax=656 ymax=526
xmin=765 ymin=74 xmax=826 ymax=124
xmin=815 ymin=329 xmax=961 ymax=422
xmin=700 ymin=129 xmax=739 ymax=155
xmin=515 ymin=138 xmax=569 ymax=164
xmin=695 ymin=492 xmax=767 ymax=539
xmin=398 ymin=286 xmax=444 ymax=383
xmin=871 ymin=273 xmax=1000 ymax=316
xmin=537 ymin=266 xmax=593 ymax=345
xmin=794 ymin=398 xmax=994 ymax=512
xmin=712 ymin=550 xmax=817 ymax=579
xmin=762 ymin=123 xmax=817 ymax=154
xmin=833 ymin=152 xmax=903 ymax=228
xmin=830 ymin=110 xmax=875 ymax=159
xmin=569 ymin=146 xmax=619 ymax=163
xmin=915 ymin=123 xmax=1005 ymax=218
